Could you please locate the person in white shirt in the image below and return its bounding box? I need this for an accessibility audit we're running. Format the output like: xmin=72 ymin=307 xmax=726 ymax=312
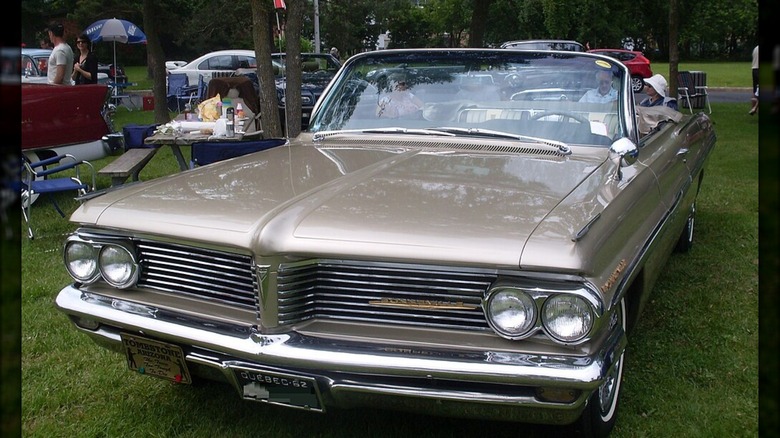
xmin=579 ymin=69 xmax=618 ymax=104
xmin=749 ymin=45 xmax=758 ymax=115
xmin=46 ymin=22 xmax=74 ymax=85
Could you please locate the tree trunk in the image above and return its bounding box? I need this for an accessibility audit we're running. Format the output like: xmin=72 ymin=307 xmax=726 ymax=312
xmin=285 ymin=0 xmax=304 ymax=138
xmin=668 ymin=0 xmax=679 ymax=99
xmin=143 ymin=0 xmax=171 ymax=125
xmin=468 ymin=0 xmax=491 ymax=48
xmin=251 ymin=0 xmax=283 ymax=138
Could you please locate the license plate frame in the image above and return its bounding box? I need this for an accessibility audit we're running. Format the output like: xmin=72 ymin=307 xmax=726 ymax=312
xmin=232 ymin=365 xmax=323 ymax=411
xmin=120 ymin=333 xmax=192 ymax=384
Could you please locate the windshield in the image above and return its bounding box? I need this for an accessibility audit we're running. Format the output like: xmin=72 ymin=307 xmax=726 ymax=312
xmin=308 ymin=50 xmax=628 ymax=146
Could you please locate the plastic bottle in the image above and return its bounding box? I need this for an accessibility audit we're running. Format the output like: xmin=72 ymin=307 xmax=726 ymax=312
xmin=236 ymin=103 xmax=244 ymax=119
xmin=216 ymin=100 xmax=223 ymax=119
xmin=225 ymin=106 xmax=235 ymax=137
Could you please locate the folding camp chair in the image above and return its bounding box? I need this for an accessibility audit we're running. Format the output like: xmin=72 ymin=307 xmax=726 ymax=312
xmin=190 ymin=138 xmax=287 ymax=168
xmin=189 ymin=74 xmax=207 ymax=107
xmin=166 ymin=73 xmax=197 ymax=112
xmin=21 ymin=154 xmax=96 ymax=239
xmin=677 ymin=71 xmax=712 ymax=114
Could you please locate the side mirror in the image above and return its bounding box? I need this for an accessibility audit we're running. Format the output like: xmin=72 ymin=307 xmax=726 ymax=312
xmin=610 ymin=137 xmax=638 ymax=167
xmin=609 ymin=137 xmax=639 ymax=180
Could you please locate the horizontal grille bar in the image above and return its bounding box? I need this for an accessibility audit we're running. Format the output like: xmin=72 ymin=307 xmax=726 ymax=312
xmin=136 ymin=241 xmax=256 ymax=310
xmin=277 ymin=261 xmax=496 ymax=331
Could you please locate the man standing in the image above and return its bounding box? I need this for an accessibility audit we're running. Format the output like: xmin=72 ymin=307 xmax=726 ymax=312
xmin=46 ymin=22 xmax=73 ymax=85
xmin=749 ymin=45 xmax=758 ymax=115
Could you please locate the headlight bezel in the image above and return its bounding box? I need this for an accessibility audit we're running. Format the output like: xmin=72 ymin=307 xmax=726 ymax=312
xmin=484 ymin=286 xmax=538 ymax=340
xmin=63 ymin=238 xmax=100 ymax=284
xmin=63 ymin=235 xmax=139 ymax=289
xmin=541 ymin=294 xmax=595 ymax=343
xmin=484 ymin=279 xmax=601 ymax=345
xmin=98 ymin=243 xmax=140 ymax=289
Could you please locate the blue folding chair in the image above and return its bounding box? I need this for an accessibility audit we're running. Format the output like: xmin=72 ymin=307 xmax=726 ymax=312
xmin=166 ymin=73 xmax=196 ymax=112
xmin=189 ymin=74 xmax=207 ymax=107
xmin=21 ymin=154 xmax=96 ymax=239
xmin=190 ymin=139 xmax=288 ymax=168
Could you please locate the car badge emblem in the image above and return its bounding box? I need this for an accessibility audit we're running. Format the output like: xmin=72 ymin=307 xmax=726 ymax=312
xmin=368 ymin=297 xmax=480 ymax=311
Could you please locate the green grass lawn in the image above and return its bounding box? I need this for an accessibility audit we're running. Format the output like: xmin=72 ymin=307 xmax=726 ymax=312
xmin=18 ymin=101 xmax=758 ymax=437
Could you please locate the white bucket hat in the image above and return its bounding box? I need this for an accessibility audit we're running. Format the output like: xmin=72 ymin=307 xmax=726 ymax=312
xmin=643 ymin=74 xmax=667 ymax=97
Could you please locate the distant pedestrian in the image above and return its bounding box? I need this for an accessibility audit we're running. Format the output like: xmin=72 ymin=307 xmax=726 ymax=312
xmin=749 ymin=45 xmax=758 ymax=115
xmin=330 ymin=47 xmax=340 ymax=62
xmin=39 ymin=37 xmax=53 ymax=49
xmin=46 ymin=22 xmax=73 ymax=85
xmin=72 ymin=34 xmax=98 ymax=85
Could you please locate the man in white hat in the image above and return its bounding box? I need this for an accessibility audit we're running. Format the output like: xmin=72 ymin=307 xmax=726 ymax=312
xmin=639 ymin=74 xmax=678 ymax=110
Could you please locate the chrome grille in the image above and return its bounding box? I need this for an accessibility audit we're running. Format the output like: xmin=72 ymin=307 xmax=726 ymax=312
xmin=136 ymin=240 xmax=256 ymax=310
xmin=277 ymin=261 xmax=496 ymax=331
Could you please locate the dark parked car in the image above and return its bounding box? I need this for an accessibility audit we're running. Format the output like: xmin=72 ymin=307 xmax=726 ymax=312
xmin=588 ymin=49 xmax=653 ymax=93
xmin=56 ymin=48 xmax=715 ymax=437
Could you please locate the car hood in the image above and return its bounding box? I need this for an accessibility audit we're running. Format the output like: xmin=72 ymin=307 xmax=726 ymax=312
xmin=73 ymin=134 xmax=612 ymax=269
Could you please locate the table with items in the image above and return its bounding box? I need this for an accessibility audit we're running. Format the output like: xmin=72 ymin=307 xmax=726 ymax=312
xmin=144 ymin=120 xmax=262 ymax=171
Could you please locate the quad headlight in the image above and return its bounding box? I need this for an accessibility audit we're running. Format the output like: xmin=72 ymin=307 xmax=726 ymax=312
xmin=485 ymin=287 xmax=537 ymax=339
xmin=98 ymin=244 xmax=139 ymax=288
xmin=485 ymin=282 xmax=597 ymax=344
xmin=64 ymin=240 xmax=99 ymax=283
xmin=64 ymin=237 xmax=139 ymax=288
xmin=542 ymin=295 xmax=593 ymax=342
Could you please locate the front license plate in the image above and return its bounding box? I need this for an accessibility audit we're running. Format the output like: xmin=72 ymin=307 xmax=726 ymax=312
xmin=232 ymin=366 xmax=323 ymax=411
xmin=121 ymin=333 xmax=191 ymax=384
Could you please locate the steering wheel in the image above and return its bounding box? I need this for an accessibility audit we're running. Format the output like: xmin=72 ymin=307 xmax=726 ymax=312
xmin=530 ymin=111 xmax=590 ymax=125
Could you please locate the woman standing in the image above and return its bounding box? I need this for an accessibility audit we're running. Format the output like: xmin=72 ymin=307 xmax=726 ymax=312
xmin=72 ymin=34 xmax=98 ymax=85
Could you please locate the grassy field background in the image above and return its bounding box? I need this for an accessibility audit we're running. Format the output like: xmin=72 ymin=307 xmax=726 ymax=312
xmin=15 ymin=64 xmax=759 ymax=436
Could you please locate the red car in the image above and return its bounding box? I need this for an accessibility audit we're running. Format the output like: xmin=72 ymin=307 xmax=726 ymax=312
xmin=22 ymin=83 xmax=118 ymax=162
xmin=588 ymin=48 xmax=653 ymax=93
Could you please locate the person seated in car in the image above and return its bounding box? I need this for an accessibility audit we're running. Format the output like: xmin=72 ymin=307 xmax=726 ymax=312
xmin=579 ymin=69 xmax=618 ymax=103
xmin=376 ymin=74 xmax=424 ymax=118
xmin=639 ymin=74 xmax=679 ymax=110
xmin=456 ymin=75 xmax=501 ymax=101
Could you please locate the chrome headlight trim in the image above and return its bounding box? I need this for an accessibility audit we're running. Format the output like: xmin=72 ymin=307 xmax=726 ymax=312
xmin=541 ymin=294 xmax=594 ymax=343
xmin=98 ymin=243 xmax=139 ymax=289
xmin=484 ymin=277 xmax=602 ymax=345
xmin=484 ymin=286 xmax=538 ymax=340
xmin=63 ymin=238 xmax=100 ymax=284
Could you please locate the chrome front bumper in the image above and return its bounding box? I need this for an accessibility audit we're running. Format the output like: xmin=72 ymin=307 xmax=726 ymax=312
xmin=56 ymin=284 xmax=626 ymax=425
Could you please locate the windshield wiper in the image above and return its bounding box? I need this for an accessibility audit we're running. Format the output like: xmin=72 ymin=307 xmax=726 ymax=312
xmin=426 ymin=127 xmax=572 ymax=155
xmin=311 ymin=127 xmax=571 ymax=156
xmin=312 ymin=128 xmax=456 ymax=142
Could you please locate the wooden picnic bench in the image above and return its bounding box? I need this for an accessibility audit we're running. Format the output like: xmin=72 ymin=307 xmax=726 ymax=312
xmin=98 ymin=147 xmax=158 ymax=187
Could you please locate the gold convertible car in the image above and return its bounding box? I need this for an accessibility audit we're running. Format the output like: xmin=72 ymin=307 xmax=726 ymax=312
xmin=56 ymin=49 xmax=715 ymax=437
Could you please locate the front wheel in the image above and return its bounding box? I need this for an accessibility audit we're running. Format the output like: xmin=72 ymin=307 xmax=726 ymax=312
xmin=572 ymin=299 xmax=625 ymax=437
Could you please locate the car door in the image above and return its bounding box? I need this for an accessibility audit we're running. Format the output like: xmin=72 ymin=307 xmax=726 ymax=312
xmin=637 ymin=120 xmax=693 ymax=265
xmin=198 ymin=54 xmax=235 ymax=83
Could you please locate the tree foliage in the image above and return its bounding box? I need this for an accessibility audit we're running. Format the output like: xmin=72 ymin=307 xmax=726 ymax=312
xmin=22 ymin=0 xmax=757 ymax=62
